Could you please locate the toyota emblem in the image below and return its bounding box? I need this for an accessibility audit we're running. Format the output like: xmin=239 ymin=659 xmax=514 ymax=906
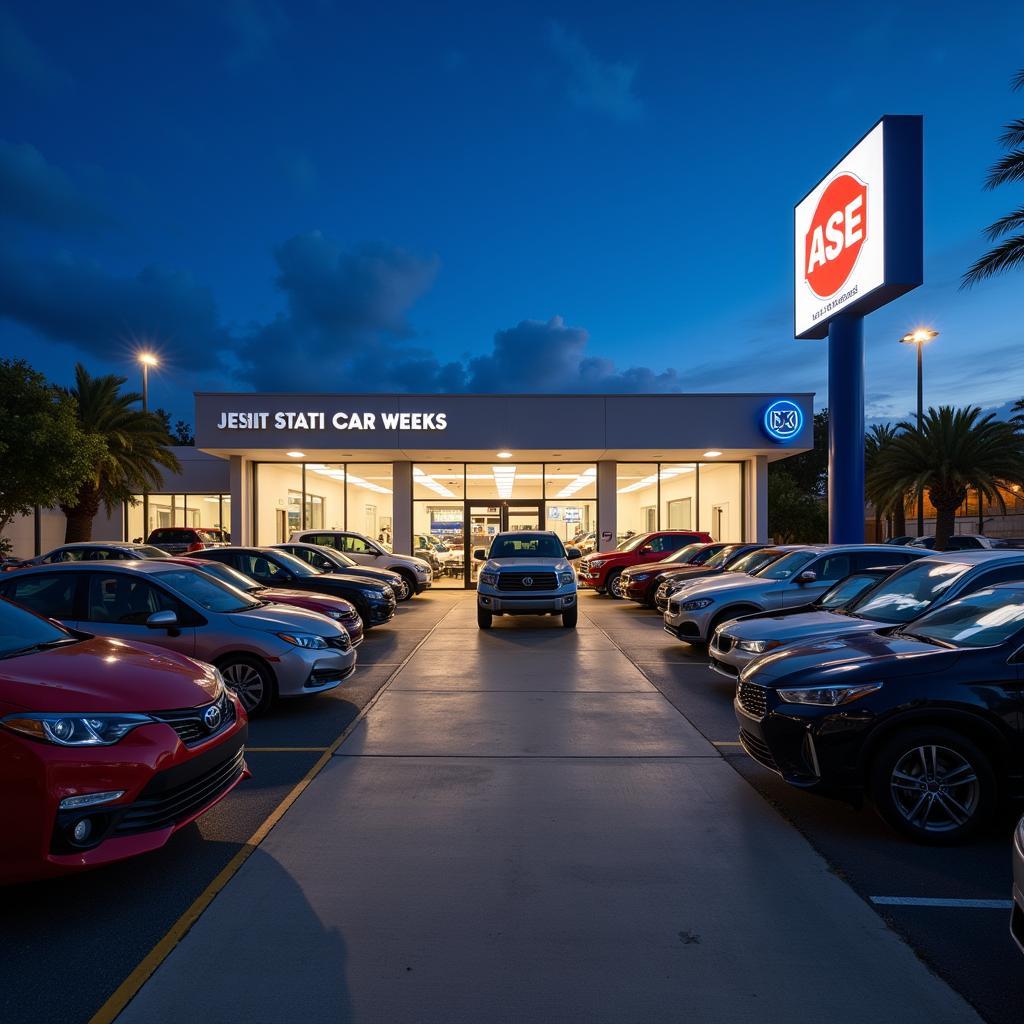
xmin=203 ymin=704 xmax=222 ymax=731
xmin=523 ymin=577 xmax=533 ymax=586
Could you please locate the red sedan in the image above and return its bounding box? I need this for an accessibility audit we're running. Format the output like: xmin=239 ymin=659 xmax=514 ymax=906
xmin=163 ymin=556 xmax=364 ymax=647
xmin=0 ymin=597 xmax=248 ymax=884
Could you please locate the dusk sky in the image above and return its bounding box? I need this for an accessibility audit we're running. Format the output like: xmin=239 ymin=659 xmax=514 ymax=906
xmin=1 ymin=1 xmax=1022 ymax=425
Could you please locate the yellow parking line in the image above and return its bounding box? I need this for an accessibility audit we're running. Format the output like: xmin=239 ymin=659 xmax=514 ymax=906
xmin=712 ymin=741 xmax=743 ymax=747
xmin=88 ymin=600 xmax=460 ymax=1024
xmin=245 ymin=746 xmax=329 ymax=752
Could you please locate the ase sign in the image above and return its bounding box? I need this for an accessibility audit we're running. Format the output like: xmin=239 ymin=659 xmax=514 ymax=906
xmin=794 ymin=116 xmax=923 ymax=339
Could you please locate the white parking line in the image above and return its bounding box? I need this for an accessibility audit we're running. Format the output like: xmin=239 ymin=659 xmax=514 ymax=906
xmin=871 ymin=896 xmax=1013 ymax=909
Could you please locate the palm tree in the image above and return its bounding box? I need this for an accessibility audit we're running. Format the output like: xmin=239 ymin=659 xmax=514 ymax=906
xmin=868 ymin=406 xmax=1024 ymax=550
xmin=60 ymin=364 xmax=181 ymax=542
xmin=962 ymin=67 xmax=1024 ymax=287
xmin=865 ymin=423 xmax=906 ymax=539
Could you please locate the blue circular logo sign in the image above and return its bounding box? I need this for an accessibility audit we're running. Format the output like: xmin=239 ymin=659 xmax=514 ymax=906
xmin=762 ymin=400 xmax=804 ymax=443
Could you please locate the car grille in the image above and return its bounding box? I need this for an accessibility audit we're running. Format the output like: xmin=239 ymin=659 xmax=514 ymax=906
xmin=151 ymin=690 xmax=236 ymax=747
xmin=713 ymin=633 xmax=735 ymax=654
xmin=325 ymin=634 xmax=350 ymax=652
xmin=113 ymin=747 xmax=246 ymax=836
xmin=736 ymin=680 xmax=767 ymax=719
xmin=739 ymin=728 xmax=778 ymax=771
xmin=668 ymin=601 xmax=680 ymax=615
xmin=497 ymin=572 xmax=558 ymax=591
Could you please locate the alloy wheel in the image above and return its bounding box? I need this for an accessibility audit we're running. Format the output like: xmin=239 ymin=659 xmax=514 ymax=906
xmin=221 ymin=662 xmax=266 ymax=713
xmin=608 ymin=573 xmax=623 ymax=599
xmin=889 ymin=744 xmax=980 ymax=834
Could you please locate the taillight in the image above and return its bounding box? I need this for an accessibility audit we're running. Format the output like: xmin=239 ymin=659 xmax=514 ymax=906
xmin=186 ymin=542 xmax=203 ymax=552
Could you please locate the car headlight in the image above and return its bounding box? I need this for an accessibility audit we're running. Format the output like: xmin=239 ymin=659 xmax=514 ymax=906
xmin=589 ymin=560 xmax=606 ymax=568
xmin=1 ymin=712 xmax=153 ymax=746
xmin=777 ymin=682 xmax=883 ymax=706
xmin=736 ymin=639 xmax=781 ymax=654
xmin=558 ymin=571 xmax=575 ymax=585
xmin=632 ymin=573 xmax=650 ymax=582
xmin=480 ymin=571 xmax=498 ymax=586
xmin=680 ymin=597 xmax=714 ymax=611
xmin=277 ymin=632 xmax=329 ymax=649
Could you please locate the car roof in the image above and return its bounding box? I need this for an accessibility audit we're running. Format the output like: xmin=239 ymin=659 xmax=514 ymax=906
xmin=16 ymin=559 xmax=180 ymax=575
xmin=51 ymin=541 xmax=151 ymax=549
xmin=919 ymin=549 xmax=1024 ymax=564
xmin=493 ymin=530 xmax=559 ymax=538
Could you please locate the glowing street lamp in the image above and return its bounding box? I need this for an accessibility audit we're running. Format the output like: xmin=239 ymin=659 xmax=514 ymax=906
xmin=898 ymin=328 xmax=939 ymax=535
xmin=136 ymin=351 xmax=160 ymax=539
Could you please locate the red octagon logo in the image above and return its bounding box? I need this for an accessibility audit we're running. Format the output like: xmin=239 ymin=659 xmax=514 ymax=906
xmin=804 ymin=173 xmax=867 ymax=299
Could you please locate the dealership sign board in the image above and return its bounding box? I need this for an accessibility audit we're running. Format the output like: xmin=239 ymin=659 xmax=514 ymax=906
xmin=794 ymin=116 xmax=923 ymax=339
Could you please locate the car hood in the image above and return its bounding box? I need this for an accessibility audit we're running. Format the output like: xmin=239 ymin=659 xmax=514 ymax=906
xmin=0 ymin=635 xmax=221 ymax=713
xmin=653 ymin=565 xmax=724 ymax=581
xmin=258 ymin=588 xmax=354 ymax=614
xmin=720 ymin=609 xmax=880 ymax=643
xmin=345 ymin=566 xmax=403 ymax=584
xmin=486 ymin=557 xmax=572 ymax=572
xmin=623 ymin=558 xmax=691 ymax=576
xmin=743 ymin=630 xmax=961 ymax=687
xmin=311 ymin=572 xmax=389 ymax=593
xmin=675 ymin=573 xmax=774 ymax=598
xmin=232 ymin=603 xmax=346 ymax=636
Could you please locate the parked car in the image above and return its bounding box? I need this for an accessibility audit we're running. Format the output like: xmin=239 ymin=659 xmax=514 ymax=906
xmin=164 ymin=556 xmax=364 ymax=647
xmin=885 ymin=536 xmax=915 ymax=546
xmin=735 ymin=583 xmax=1024 ymax=843
xmin=622 ymin=543 xmax=765 ymax=608
xmin=710 ymin=550 xmax=1024 ymax=678
xmin=12 ymin=541 xmax=171 ymax=568
xmin=1013 ymin=814 xmax=1024 ymax=954
xmin=908 ymin=534 xmax=1002 ymax=550
xmin=577 ymin=531 xmax=714 ymax=598
xmin=0 ymin=595 xmax=248 ymax=883
xmin=663 ymin=544 xmax=918 ymax=645
xmin=654 ymin=546 xmax=788 ymax=612
xmin=0 ymin=561 xmax=356 ymax=715
xmin=275 ymin=542 xmax=408 ymax=600
xmin=474 ymin=531 xmax=581 ymax=629
xmin=289 ymin=530 xmax=433 ymax=595
xmin=146 ymin=527 xmax=229 ymax=554
xmin=414 ymin=534 xmax=461 ymax=577
xmin=194 ymin=546 xmax=397 ymax=630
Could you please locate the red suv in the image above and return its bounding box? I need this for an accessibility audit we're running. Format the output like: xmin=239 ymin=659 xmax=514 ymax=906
xmin=0 ymin=596 xmax=248 ymax=884
xmin=147 ymin=527 xmax=228 ymax=554
xmin=577 ymin=531 xmax=713 ymax=598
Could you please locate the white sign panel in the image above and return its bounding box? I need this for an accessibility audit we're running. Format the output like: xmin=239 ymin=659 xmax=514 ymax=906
xmin=794 ymin=122 xmax=886 ymax=338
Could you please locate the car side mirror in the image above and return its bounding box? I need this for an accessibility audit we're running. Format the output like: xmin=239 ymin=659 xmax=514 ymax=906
xmin=473 ymin=548 xmax=487 ymax=561
xmin=795 ymin=570 xmax=818 ymax=584
xmin=639 ymin=544 xmax=653 ymax=555
xmin=146 ymin=609 xmax=178 ymax=630
xmin=566 ymin=547 xmax=582 ymax=560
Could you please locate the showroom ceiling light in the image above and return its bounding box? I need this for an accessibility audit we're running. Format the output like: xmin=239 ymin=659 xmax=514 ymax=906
xmin=496 ymin=451 xmax=513 ymax=459
xmin=703 ymin=450 xmax=722 ymax=458
xmin=492 ymin=464 xmax=517 ymax=498
xmin=345 ymin=471 xmax=391 ymax=495
xmin=287 ymin=451 xmax=305 ymax=458
xmin=617 ymin=465 xmax=693 ymax=494
xmin=413 ymin=467 xmax=455 ymax=498
xmin=555 ymin=466 xmax=597 ymax=499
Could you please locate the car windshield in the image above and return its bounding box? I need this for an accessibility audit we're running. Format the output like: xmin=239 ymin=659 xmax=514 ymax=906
xmin=489 ymin=535 xmax=566 ymax=558
xmin=851 ymin=560 xmax=971 ymax=624
xmin=665 ymin=543 xmax=703 ymax=564
xmin=133 ymin=545 xmax=169 ymax=559
xmin=193 ymin=561 xmax=260 ymax=594
xmin=729 ymin=549 xmax=779 ymax=574
xmin=818 ymin=573 xmax=885 ymax=609
xmin=153 ymin=568 xmax=261 ymax=612
xmin=903 ymin=589 xmax=1024 ymax=648
xmin=0 ymin=598 xmax=76 ymax=659
xmin=757 ymin=551 xmax=818 ymax=580
xmin=702 ymin=547 xmax=735 ymax=570
xmin=618 ymin=534 xmax=651 ymax=553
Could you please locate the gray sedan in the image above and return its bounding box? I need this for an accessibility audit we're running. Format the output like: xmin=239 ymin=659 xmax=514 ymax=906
xmin=0 ymin=561 xmax=356 ymax=715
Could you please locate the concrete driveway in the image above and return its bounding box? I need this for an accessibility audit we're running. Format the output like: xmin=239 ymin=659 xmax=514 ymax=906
xmin=114 ymin=592 xmax=983 ymax=1023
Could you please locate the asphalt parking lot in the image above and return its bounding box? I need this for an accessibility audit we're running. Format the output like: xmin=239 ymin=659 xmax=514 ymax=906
xmin=2 ymin=590 xmax=1022 ymax=1024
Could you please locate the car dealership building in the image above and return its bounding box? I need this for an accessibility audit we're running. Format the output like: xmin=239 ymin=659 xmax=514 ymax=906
xmin=8 ymin=392 xmax=813 ymax=587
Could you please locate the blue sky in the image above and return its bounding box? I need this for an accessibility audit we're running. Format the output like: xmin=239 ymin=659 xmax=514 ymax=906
xmin=1 ymin=1 xmax=1022 ymax=425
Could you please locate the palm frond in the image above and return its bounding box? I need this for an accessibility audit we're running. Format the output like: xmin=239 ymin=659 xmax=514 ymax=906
xmin=984 ymin=148 xmax=1024 ymax=190
xmin=983 ymin=206 xmax=1024 ymax=240
xmin=961 ymin=232 xmax=1024 ymax=288
xmin=1013 ymin=67 xmax=1024 ymax=91
xmin=997 ymin=119 xmax=1024 ymax=149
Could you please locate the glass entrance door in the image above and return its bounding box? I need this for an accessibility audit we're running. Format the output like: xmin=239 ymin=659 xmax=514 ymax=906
xmin=464 ymin=501 xmax=544 ymax=587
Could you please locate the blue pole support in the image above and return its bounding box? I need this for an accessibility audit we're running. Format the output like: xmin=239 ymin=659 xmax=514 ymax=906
xmin=827 ymin=314 xmax=864 ymax=543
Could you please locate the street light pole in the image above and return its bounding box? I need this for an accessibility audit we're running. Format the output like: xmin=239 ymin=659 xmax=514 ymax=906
xmin=899 ymin=329 xmax=938 ymax=538
xmin=138 ymin=352 xmax=158 ymax=541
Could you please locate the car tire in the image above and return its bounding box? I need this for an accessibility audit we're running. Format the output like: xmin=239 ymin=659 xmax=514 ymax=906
xmin=395 ymin=570 xmax=416 ymax=601
xmin=868 ymin=726 xmax=996 ymax=844
xmin=477 ymin=606 xmax=492 ymax=629
xmin=218 ymin=655 xmax=275 ymax=717
xmin=606 ymin=569 xmax=624 ymax=599
xmin=562 ymin=604 xmax=578 ymax=628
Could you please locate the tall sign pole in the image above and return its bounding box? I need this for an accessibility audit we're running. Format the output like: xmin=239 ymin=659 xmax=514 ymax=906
xmin=794 ymin=115 xmax=923 ymax=543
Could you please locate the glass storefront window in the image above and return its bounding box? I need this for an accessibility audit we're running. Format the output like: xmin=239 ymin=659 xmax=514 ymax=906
xmin=699 ymin=462 xmax=743 ymax=542
xmin=659 ymin=463 xmax=697 ymax=531
xmin=255 ymin=463 xmax=304 ymax=543
xmin=127 ymin=494 xmax=231 ymax=543
xmin=616 ymin=464 xmax=659 ymax=543
xmin=345 ymin=464 xmax=393 ymax=547
xmin=413 ymin=464 xmax=465 ymax=500
xmin=304 ymin=465 xmax=346 ymax=529
xmin=466 ymin=464 xmax=543 ymax=500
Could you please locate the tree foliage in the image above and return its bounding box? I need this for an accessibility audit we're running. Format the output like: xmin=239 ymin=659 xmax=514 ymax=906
xmin=963 ymin=68 xmax=1024 ymax=287
xmin=867 ymin=406 xmax=1024 ymax=549
xmin=0 ymin=359 xmax=101 ymax=540
xmin=60 ymin=365 xmax=181 ymax=542
xmin=767 ymin=409 xmax=828 ymax=542
xmin=865 ymin=423 xmax=906 ymax=536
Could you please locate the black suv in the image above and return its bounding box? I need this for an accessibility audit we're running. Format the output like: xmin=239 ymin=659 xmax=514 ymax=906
xmin=735 ymin=583 xmax=1024 ymax=843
